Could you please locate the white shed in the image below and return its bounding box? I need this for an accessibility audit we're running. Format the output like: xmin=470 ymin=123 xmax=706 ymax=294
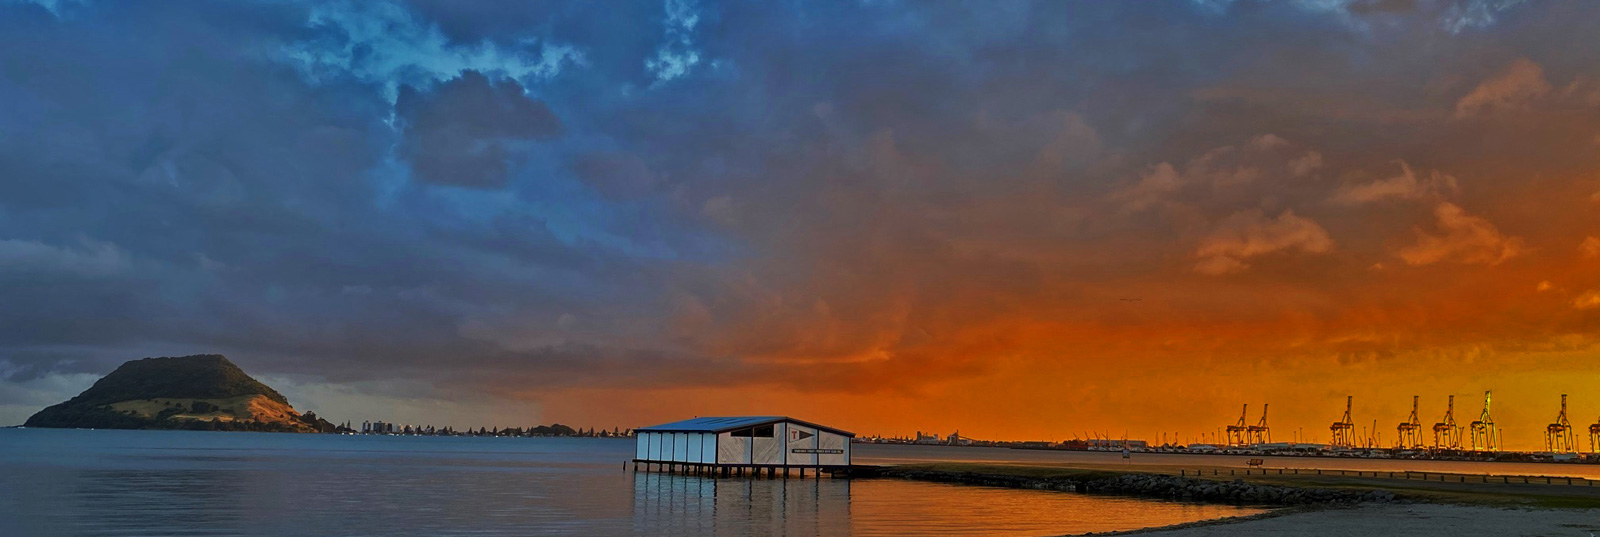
xmin=634 ymin=416 xmax=854 ymax=469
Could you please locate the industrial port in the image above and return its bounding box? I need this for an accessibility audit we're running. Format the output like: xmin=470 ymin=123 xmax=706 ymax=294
xmin=857 ymin=390 xmax=1600 ymax=465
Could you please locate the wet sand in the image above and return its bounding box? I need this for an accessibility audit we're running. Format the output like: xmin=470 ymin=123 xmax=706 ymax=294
xmin=1117 ymin=504 xmax=1600 ymax=536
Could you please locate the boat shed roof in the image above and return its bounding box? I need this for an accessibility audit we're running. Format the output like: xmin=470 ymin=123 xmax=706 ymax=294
xmin=636 ymin=416 xmax=855 ymax=437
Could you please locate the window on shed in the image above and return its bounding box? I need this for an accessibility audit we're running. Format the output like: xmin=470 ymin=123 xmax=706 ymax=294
xmin=753 ymin=425 xmax=774 ymax=437
xmin=731 ymin=428 xmax=752 ymax=437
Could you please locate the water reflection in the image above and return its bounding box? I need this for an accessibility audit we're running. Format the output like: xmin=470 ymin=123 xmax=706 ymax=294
xmin=1 ymin=430 xmax=1263 ymax=537
xmin=627 ymin=471 xmax=1264 ymax=537
xmin=631 ymin=472 xmax=852 ymax=536
xmin=71 ymin=469 xmax=251 ymax=536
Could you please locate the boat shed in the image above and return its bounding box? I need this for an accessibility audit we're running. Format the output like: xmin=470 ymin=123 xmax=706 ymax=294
xmin=634 ymin=416 xmax=853 ymax=475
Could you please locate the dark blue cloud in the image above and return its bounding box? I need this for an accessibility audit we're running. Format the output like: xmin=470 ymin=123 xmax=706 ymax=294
xmin=0 ymin=0 xmax=1594 ymax=424
xmin=397 ymin=71 xmax=563 ymax=188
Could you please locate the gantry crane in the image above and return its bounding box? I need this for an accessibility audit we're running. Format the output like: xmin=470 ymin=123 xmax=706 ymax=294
xmin=1397 ymin=395 xmax=1422 ymax=449
xmin=1433 ymin=395 xmax=1460 ymax=450
xmin=1469 ymin=390 xmax=1499 ymax=452
xmin=1248 ymin=404 xmax=1271 ymax=445
xmin=1589 ymin=416 xmax=1600 ymax=453
xmin=1546 ymin=394 xmax=1575 ymax=453
xmin=1226 ymin=404 xmax=1250 ymax=447
xmin=1330 ymin=395 xmax=1355 ymax=449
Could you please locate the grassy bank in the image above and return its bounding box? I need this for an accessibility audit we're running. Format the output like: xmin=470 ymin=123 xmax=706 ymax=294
xmin=861 ymin=462 xmax=1600 ymax=508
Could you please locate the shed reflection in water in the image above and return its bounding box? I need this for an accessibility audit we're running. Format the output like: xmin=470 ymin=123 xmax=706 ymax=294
xmin=632 ymin=472 xmax=852 ymax=536
xmin=629 ymin=471 xmax=1266 ymax=537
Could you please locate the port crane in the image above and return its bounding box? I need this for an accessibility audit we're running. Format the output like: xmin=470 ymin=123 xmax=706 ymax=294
xmin=1590 ymin=416 xmax=1600 ymax=453
xmin=1546 ymin=394 xmax=1575 ymax=453
xmin=1226 ymin=404 xmax=1250 ymax=447
xmin=1397 ymin=395 xmax=1422 ymax=449
xmin=1433 ymin=395 xmax=1460 ymax=450
xmin=1469 ymin=390 xmax=1499 ymax=452
xmin=1248 ymin=404 xmax=1271 ymax=445
xmin=1329 ymin=396 xmax=1355 ymax=449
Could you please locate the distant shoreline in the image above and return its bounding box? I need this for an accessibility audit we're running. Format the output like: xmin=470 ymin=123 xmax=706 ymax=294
xmin=866 ymin=441 xmax=1600 ymax=467
xmin=1 ymin=426 xmax=633 ymax=438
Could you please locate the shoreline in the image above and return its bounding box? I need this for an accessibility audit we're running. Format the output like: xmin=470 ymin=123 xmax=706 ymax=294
xmin=860 ymin=462 xmax=1600 ymax=535
xmin=1079 ymin=506 xmax=1319 ymax=536
xmin=852 ymin=464 xmax=1394 ymax=506
xmin=1100 ymin=503 xmax=1600 ymax=536
xmin=856 ymin=461 xmax=1600 ymax=507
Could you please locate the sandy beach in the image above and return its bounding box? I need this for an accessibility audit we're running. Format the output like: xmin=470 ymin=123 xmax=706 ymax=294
xmin=1127 ymin=504 xmax=1600 ymax=536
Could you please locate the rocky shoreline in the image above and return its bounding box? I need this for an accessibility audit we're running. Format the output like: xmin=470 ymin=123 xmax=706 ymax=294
xmin=856 ymin=466 xmax=1396 ymax=506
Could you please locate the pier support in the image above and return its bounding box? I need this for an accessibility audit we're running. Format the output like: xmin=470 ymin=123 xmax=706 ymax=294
xmin=628 ymin=461 xmax=851 ymax=481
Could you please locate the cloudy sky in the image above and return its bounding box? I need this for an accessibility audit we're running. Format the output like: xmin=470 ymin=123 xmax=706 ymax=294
xmin=1 ymin=0 xmax=1597 ymax=448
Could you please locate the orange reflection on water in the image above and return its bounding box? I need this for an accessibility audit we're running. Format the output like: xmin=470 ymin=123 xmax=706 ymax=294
xmin=631 ymin=471 xmax=1265 ymax=536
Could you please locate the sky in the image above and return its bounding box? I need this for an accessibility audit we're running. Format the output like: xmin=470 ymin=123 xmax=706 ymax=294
xmin=0 ymin=0 xmax=1598 ymax=450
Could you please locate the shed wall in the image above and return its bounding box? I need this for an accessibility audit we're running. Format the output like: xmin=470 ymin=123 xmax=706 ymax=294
xmin=640 ymin=420 xmax=851 ymax=465
xmin=717 ymin=432 xmax=749 ymax=464
xmin=752 ymin=426 xmax=782 ymax=465
xmin=817 ymin=431 xmax=848 ymax=466
xmin=686 ymin=433 xmax=700 ymax=463
xmin=673 ymin=433 xmax=685 ymax=462
xmin=785 ymin=423 xmax=817 ymax=465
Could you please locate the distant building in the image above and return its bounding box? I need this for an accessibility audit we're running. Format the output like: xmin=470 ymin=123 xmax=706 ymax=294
xmin=910 ymin=430 xmax=976 ymax=446
xmin=1085 ymin=438 xmax=1148 ymax=450
xmin=634 ymin=416 xmax=854 ymax=469
xmin=1253 ymin=442 xmax=1305 ymax=453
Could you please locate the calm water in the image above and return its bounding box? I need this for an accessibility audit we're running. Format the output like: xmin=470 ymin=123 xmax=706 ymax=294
xmin=0 ymin=429 xmax=1261 ymax=537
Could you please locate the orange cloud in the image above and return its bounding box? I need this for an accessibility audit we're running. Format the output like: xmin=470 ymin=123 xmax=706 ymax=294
xmin=1574 ymin=290 xmax=1600 ymax=310
xmin=1579 ymin=237 xmax=1600 ymax=258
xmin=1455 ymin=58 xmax=1551 ymax=118
xmin=1113 ymin=135 xmax=1322 ymax=212
xmin=1332 ymin=161 xmax=1457 ymax=204
xmin=1399 ymin=202 xmax=1526 ymax=266
xmin=1114 ymin=162 xmax=1183 ymax=212
xmin=1195 ymin=209 xmax=1334 ymax=275
xmin=1455 ymin=57 xmax=1600 ymax=120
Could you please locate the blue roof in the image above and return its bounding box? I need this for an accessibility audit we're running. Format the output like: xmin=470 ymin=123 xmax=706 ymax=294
xmin=636 ymin=416 xmax=854 ymax=436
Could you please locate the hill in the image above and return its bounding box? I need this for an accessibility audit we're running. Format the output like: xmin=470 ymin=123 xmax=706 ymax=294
xmin=24 ymin=354 xmax=338 ymax=432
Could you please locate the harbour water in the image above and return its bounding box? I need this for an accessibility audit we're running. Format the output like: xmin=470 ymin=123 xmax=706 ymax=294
xmin=0 ymin=429 xmax=1261 ymax=536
